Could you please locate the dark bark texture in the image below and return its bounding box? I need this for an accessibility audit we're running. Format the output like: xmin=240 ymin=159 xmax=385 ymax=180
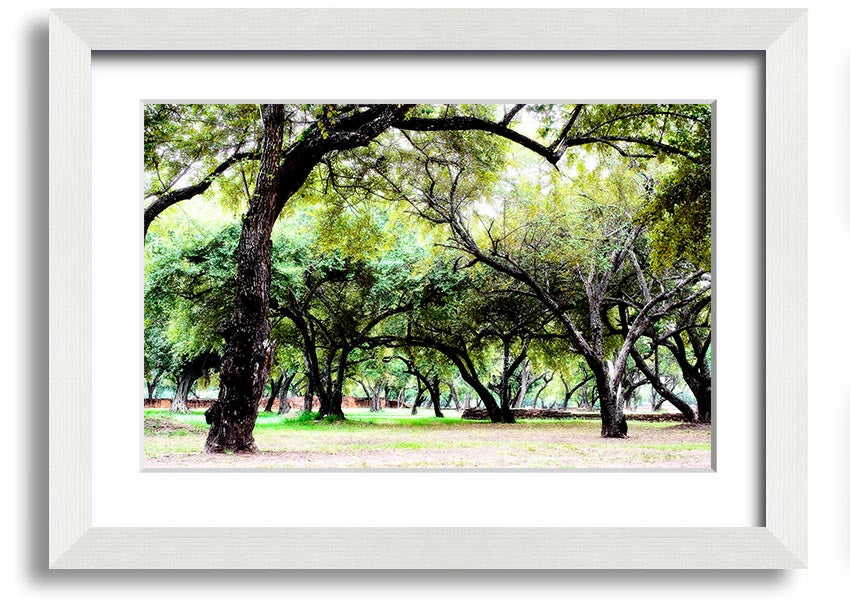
xmin=204 ymin=105 xmax=288 ymax=453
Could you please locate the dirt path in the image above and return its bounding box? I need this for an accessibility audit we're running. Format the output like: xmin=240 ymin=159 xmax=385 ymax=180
xmin=144 ymin=419 xmax=711 ymax=469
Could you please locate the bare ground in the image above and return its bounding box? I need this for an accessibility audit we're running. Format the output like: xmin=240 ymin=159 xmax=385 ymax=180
xmin=144 ymin=413 xmax=711 ymax=469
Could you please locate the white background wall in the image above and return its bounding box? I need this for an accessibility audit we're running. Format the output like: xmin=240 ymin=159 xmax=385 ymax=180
xmin=2 ymin=1 xmax=844 ymax=599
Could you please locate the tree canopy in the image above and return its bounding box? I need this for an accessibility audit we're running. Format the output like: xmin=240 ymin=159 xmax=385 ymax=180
xmin=144 ymin=103 xmax=712 ymax=450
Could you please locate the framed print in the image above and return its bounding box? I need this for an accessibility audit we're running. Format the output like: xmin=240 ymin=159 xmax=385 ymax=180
xmin=49 ymin=9 xmax=806 ymax=568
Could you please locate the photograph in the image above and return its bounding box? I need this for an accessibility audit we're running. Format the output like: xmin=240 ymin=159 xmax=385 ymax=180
xmin=16 ymin=0 xmax=816 ymax=579
xmin=143 ymin=102 xmax=712 ymax=469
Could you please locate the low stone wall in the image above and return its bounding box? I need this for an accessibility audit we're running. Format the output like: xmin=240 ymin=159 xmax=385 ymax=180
xmin=144 ymin=398 xmax=213 ymax=409
xmin=461 ymin=408 xmax=689 ymax=421
xmin=143 ymin=395 xmax=396 ymax=411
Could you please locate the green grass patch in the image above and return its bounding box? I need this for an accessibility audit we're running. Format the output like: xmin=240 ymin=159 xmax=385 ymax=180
xmin=144 ymin=438 xmax=203 ymax=457
xmin=143 ymin=408 xmax=711 ymax=467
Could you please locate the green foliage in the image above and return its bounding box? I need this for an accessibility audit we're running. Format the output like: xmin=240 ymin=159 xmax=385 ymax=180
xmin=144 ymin=103 xmax=261 ymax=200
xmin=144 ymin=103 xmax=712 ymax=416
xmin=642 ymin=158 xmax=711 ymax=271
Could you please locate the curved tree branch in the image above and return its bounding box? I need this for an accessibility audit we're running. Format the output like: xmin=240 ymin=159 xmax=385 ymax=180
xmin=144 ymin=150 xmax=258 ymax=238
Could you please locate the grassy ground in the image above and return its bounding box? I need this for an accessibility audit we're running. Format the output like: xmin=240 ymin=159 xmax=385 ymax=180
xmin=143 ymin=408 xmax=711 ymax=469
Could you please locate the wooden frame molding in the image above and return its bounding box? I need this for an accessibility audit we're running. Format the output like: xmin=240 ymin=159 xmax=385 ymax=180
xmin=48 ymin=8 xmax=806 ymax=569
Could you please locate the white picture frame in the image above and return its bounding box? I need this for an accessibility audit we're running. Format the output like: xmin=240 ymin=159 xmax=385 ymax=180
xmin=49 ymin=8 xmax=807 ymax=569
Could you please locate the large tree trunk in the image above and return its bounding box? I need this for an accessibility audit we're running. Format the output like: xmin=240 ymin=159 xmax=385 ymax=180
xmin=324 ymin=391 xmax=345 ymax=419
xmin=303 ymin=374 xmax=315 ymax=413
xmin=204 ymin=105 xmax=288 ymax=454
xmin=495 ymin=341 xmax=518 ymax=423
xmin=467 ymin=377 xmax=506 ymax=423
xmin=670 ymin=324 xmax=712 ymax=423
xmin=684 ymin=372 xmax=711 ymax=423
xmin=590 ymin=362 xmax=627 ymax=438
xmin=171 ymin=373 xmax=195 ymax=414
xmin=499 ymin=401 xmax=516 ymax=423
xmin=314 ymin=360 xmax=333 ymax=418
xmin=318 ymin=353 xmax=347 ymax=420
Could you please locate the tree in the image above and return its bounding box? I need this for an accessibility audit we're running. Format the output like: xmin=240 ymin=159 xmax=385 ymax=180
xmin=263 ymin=342 xmax=303 ymax=413
xmin=471 ymin=281 xmax=551 ymax=421
xmin=376 ymin=259 xmax=510 ymax=423
xmin=268 ymin=199 xmax=424 ymax=420
xmin=203 ymin=105 xmax=290 ymax=452
xmin=144 ymin=223 xmax=238 ymax=413
xmin=144 ymin=316 xmax=172 ymax=402
xmin=145 ymin=103 xmax=710 ymax=450
xmin=355 ymin=352 xmax=409 ymax=413
xmin=144 ymin=235 xmax=175 ymax=402
xmin=144 ymin=103 xmax=262 ymax=237
xmin=169 ymin=352 xmax=221 ymax=414
xmin=385 ymin=349 xmax=454 ymax=418
xmin=396 ymin=149 xmax=708 ymax=436
xmin=632 ymin=293 xmax=711 ymax=421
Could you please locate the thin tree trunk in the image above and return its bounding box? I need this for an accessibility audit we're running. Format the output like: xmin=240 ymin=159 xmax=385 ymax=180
xmin=531 ymin=372 xmax=553 ymax=408
xmin=146 ymin=371 xmax=162 ymax=402
xmin=264 ymin=375 xmax=283 ymax=412
xmin=369 ymin=378 xmax=384 ymax=412
xmin=513 ymin=360 xmax=531 ymax=408
xmin=171 ymin=373 xmax=195 ymax=414
xmin=430 ymin=377 xmax=444 ymax=418
xmin=560 ymin=374 xmax=592 ymax=410
xmin=303 ymin=373 xmax=314 ymax=413
xmin=448 ymin=381 xmax=460 ymax=411
xmin=630 ymin=349 xmax=696 ymax=422
xmin=271 ymin=371 xmax=297 ymax=414
xmin=411 ymin=388 xmax=425 ymax=416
